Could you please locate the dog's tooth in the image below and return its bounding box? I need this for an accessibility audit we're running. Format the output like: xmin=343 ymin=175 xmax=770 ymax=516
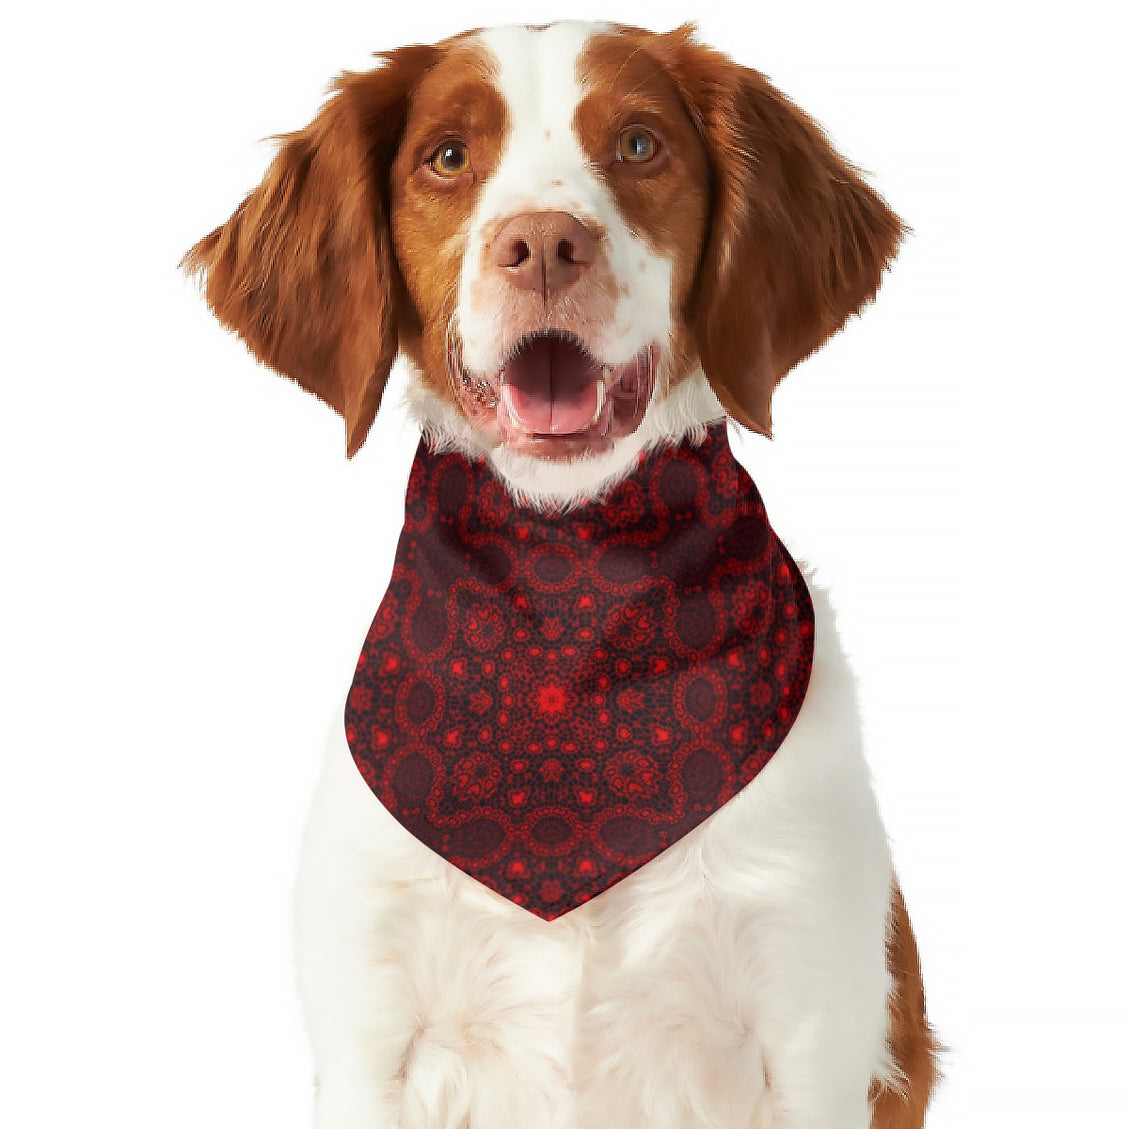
xmin=591 ymin=376 xmax=607 ymax=426
xmin=500 ymin=382 xmax=523 ymax=430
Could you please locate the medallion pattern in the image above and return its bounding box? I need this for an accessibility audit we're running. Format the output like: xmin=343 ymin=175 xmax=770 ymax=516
xmin=346 ymin=424 xmax=814 ymax=919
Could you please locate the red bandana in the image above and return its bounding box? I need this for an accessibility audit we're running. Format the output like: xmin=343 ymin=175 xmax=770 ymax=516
xmin=345 ymin=423 xmax=814 ymax=919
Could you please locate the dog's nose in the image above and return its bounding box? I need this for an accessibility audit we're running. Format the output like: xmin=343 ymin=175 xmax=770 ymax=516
xmin=491 ymin=211 xmax=597 ymax=296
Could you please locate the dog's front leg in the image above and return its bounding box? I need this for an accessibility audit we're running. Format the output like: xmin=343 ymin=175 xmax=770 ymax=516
xmin=295 ymin=716 xmax=584 ymax=1129
xmin=294 ymin=720 xmax=425 ymax=1129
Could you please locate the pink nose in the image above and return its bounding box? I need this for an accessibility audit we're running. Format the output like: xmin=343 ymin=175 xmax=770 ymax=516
xmin=490 ymin=211 xmax=597 ymax=296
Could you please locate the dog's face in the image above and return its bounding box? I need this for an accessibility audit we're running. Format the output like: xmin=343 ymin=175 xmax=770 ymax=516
xmin=392 ymin=24 xmax=709 ymax=461
xmin=186 ymin=21 xmax=901 ymax=462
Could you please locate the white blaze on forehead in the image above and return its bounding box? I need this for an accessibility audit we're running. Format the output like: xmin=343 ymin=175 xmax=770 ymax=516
xmin=475 ymin=22 xmax=606 ymax=214
xmin=457 ymin=21 xmax=674 ymax=376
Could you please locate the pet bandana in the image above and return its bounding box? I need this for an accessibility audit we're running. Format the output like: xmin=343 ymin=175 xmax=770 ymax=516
xmin=345 ymin=423 xmax=814 ymax=920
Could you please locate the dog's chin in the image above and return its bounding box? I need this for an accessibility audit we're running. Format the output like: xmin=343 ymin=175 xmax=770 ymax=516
xmin=454 ymin=330 xmax=656 ymax=461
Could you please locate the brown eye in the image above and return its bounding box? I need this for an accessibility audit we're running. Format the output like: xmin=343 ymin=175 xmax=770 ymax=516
xmin=616 ymin=126 xmax=659 ymax=164
xmin=429 ymin=139 xmax=470 ymax=178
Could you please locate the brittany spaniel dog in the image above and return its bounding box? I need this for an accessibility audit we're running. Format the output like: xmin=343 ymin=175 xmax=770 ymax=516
xmin=186 ymin=20 xmax=938 ymax=1129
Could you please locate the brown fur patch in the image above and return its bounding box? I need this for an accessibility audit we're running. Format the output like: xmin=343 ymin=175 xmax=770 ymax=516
xmin=631 ymin=25 xmax=905 ymax=435
xmin=575 ymin=32 xmax=712 ymax=394
xmin=871 ymin=882 xmax=941 ymax=1128
xmin=390 ymin=42 xmax=508 ymax=397
xmin=182 ymin=45 xmax=442 ymax=456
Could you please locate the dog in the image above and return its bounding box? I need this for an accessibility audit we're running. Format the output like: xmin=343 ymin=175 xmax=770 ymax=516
xmin=185 ymin=20 xmax=938 ymax=1129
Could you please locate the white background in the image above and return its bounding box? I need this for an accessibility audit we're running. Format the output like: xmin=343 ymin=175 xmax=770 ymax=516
xmin=2 ymin=0 xmax=1125 ymax=1125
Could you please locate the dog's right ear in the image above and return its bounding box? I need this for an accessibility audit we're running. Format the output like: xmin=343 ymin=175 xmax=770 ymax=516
xmin=182 ymin=46 xmax=438 ymax=457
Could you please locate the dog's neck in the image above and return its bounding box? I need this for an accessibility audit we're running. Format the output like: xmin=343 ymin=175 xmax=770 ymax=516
xmin=404 ymin=368 xmax=728 ymax=512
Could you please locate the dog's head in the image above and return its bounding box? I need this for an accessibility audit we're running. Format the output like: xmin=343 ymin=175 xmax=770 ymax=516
xmin=185 ymin=21 xmax=901 ymax=481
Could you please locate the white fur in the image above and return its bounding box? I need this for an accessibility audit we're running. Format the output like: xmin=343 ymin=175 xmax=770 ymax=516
xmin=295 ymin=22 xmax=899 ymax=1129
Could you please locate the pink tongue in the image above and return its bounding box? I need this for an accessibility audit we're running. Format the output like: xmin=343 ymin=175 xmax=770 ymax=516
xmin=501 ymin=336 xmax=602 ymax=434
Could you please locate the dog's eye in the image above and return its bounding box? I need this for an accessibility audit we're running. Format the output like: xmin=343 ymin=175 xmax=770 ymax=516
xmin=429 ymin=139 xmax=470 ymax=178
xmin=616 ymin=126 xmax=659 ymax=164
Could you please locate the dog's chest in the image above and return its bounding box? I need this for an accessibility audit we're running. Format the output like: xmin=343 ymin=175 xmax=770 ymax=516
xmin=345 ymin=424 xmax=814 ymax=919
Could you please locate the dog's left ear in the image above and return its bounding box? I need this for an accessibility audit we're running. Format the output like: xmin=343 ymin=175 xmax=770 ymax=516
xmin=183 ymin=46 xmax=437 ymax=456
xmin=653 ymin=27 xmax=904 ymax=436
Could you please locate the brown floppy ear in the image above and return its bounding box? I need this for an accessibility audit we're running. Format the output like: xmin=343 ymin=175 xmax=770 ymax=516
xmin=656 ymin=28 xmax=904 ymax=436
xmin=182 ymin=46 xmax=437 ymax=457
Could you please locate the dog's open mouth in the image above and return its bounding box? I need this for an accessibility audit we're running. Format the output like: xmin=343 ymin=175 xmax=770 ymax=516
xmin=454 ymin=331 xmax=655 ymax=458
